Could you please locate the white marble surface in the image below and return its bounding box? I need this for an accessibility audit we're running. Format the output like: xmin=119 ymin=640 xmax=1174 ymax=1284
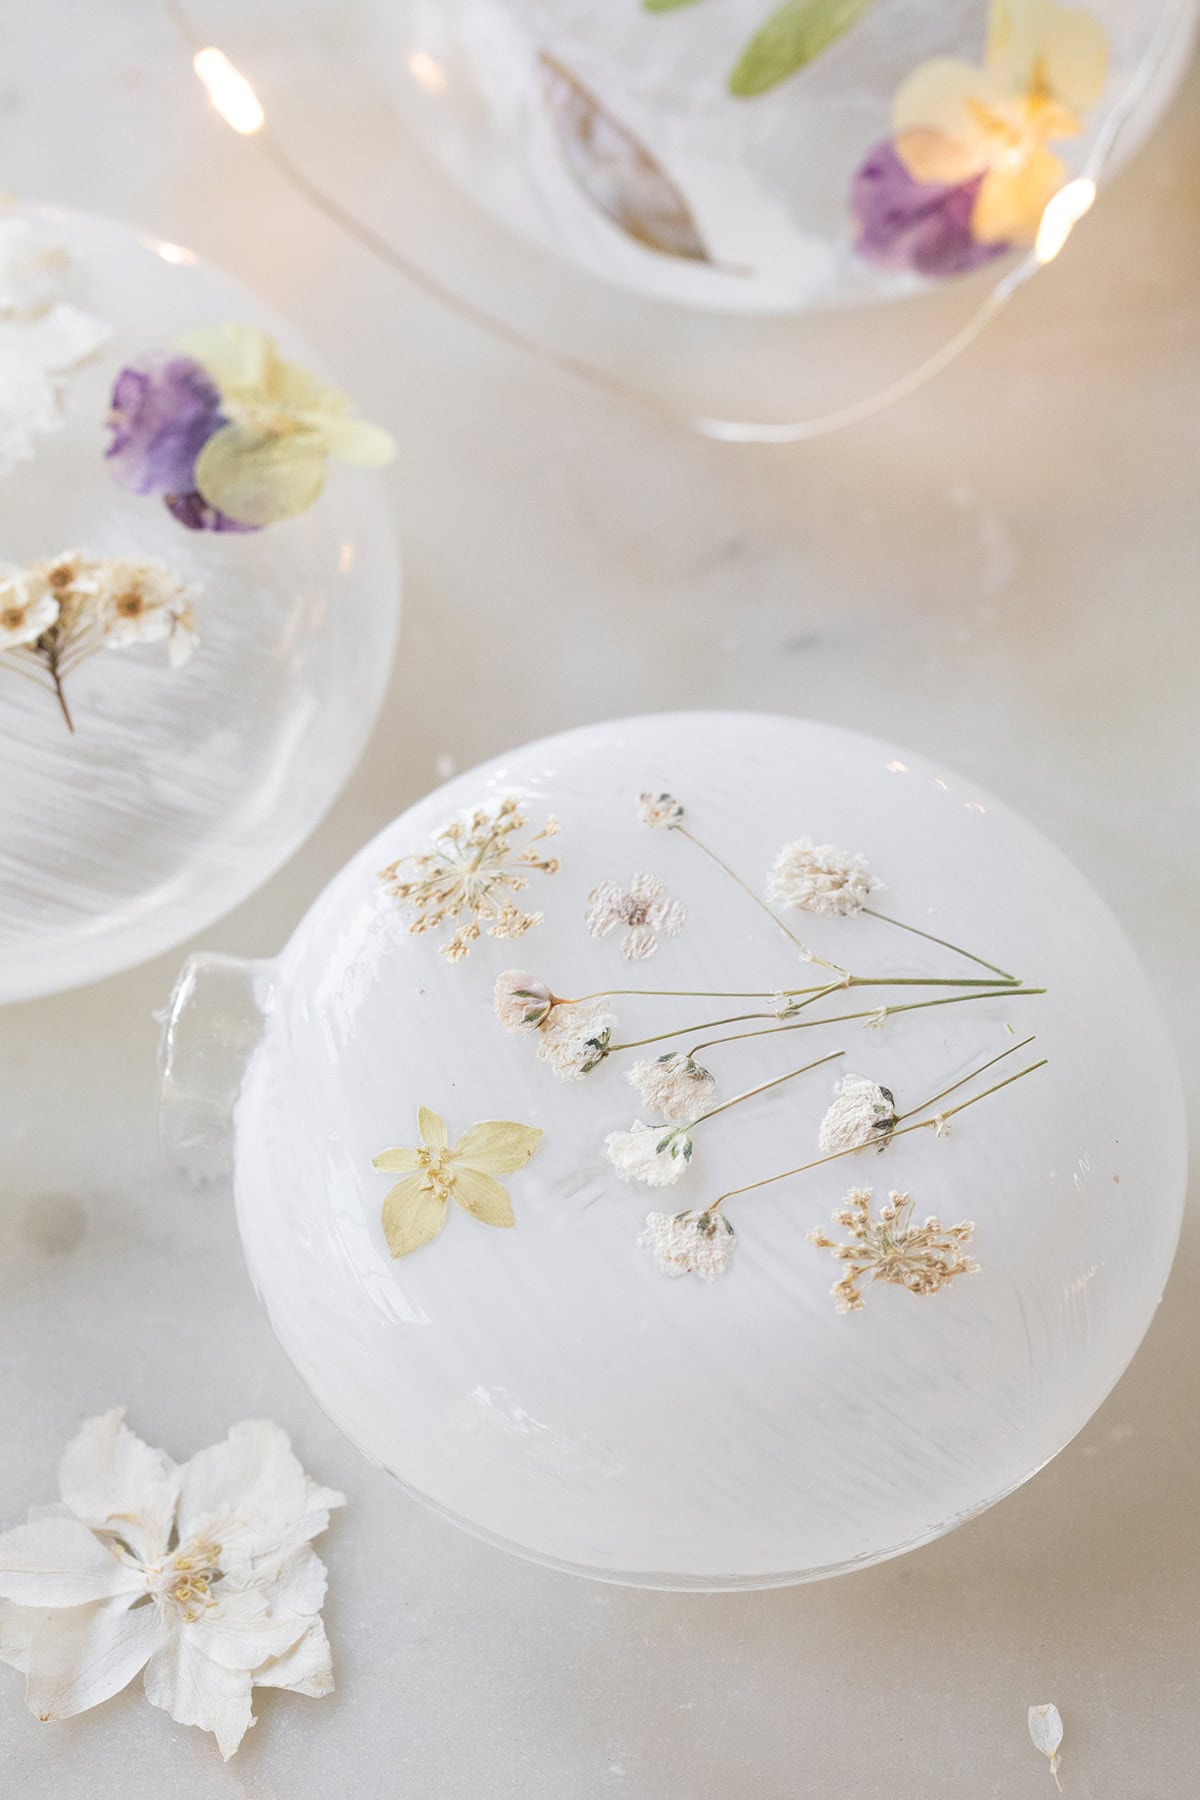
xmin=2 ymin=3 xmax=1198 ymax=1796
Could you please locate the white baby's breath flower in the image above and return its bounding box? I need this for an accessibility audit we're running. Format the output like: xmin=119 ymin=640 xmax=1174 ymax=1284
xmin=0 ymin=1409 xmax=343 ymax=1761
xmin=585 ymin=872 xmax=686 ymax=961
xmin=606 ymin=1120 xmax=691 ymax=1187
xmin=536 ymin=999 xmax=614 ymax=1081
xmin=0 ymin=572 xmax=59 ymax=650
xmin=638 ymin=792 xmax=685 ymax=829
xmin=818 ymin=1074 xmax=898 ymax=1156
xmin=766 ymin=837 xmax=874 ymax=917
xmin=99 ymin=556 xmax=194 ymax=655
xmin=627 ymin=1052 xmax=717 ymax=1123
xmin=493 ymin=969 xmax=554 ymax=1032
xmin=639 ymin=1209 xmax=735 ymax=1281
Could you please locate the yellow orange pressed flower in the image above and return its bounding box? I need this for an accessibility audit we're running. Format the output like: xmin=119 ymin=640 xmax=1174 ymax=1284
xmin=178 ymin=323 xmax=396 ymax=526
xmin=373 ymin=1107 xmax=542 ymax=1257
xmin=891 ymin=0 xmax=1108 ymax=245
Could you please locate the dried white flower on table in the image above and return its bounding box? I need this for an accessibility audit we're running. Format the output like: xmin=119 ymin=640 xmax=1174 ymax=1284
xmin=628 ymin=1051 xmax=717 ymax=1123
xmin=0 ymin=1410 xmax=344 ymax=1760
xmin=808 ymin=1188 xmax=978 ymax=1313
xmin=0 ymin=218 xmax=110 ymax=476
xmin=817 ymin=1073 xmax=897 ymax=1155
xmin=640 ymin=1209 xmax=735 ymax=1281
xmin=606 ymin=1121 xmax=692 ymax=1187
xmin=1028 ymin=1703 xmax=1064 ymax=1791
xmin=585 ymin=872 xmax=686 ymax=961
xmin=536 ymin=999 xmax=615 ymax=1081
xmin=766 ymin=837 xmax=874 ymax=917
xmin=638 ymin=791 xmax=685 ymax=829
xmin=493 ymin=969 xmax=554 ymax=1032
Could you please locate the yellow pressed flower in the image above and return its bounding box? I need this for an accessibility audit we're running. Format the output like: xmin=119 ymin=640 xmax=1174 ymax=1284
xmin=178 ymin=323 xmax=396 ymax=527
xmin=372 ymin=1107 xmax=542 ymax=1257
xmin=891 ymin=0 xmax=1107 ymax=245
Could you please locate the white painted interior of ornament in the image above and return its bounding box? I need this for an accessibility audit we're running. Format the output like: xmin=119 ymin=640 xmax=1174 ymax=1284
xmin=0 ymin=205 xmax=400 ymax=1005
xmin=370 ymin=0 xmax=1198 ymax=312
xmin=220 ymin=712 xmax=1185 ymax=1588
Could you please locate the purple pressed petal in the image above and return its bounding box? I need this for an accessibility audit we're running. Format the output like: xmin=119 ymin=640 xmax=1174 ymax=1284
xmin=106 ymin=355 xmax=226 ymax=496
xmin=163 ymin=490 xmax=261 ymax=534
xmin=850 ymin=140 xmax=1011 ymax=279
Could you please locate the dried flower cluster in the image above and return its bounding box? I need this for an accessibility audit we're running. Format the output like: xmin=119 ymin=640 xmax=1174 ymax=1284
xmin=818 ymin=1073 xmax=897 ymax=1155
xmin=767 ymin=837 xmax=874 ymax=917
xmin=639 ymin=1209 xmax=736 ymax=1282
xmin=536 ymin=998 xmax=615 ymax=1081
xmin=628 ymin=1052 xmax=717 ymax=1124
xmin=638 ymin=791 xmax=685 ymax=830
xmin=0 ymin=549 xmax=197 ymax=731
xmin=380 ymin=797 xmax=560 ymax=962
xmin=0 ymin=215 xmax=109 ymax=476
xmin=585 ymin=871 xmax=686 ymax=961
xmin=607 ymin=1121 xmax=692 ymax=1188
xmin=808 ymin=1188 xmax=978 ymax=1313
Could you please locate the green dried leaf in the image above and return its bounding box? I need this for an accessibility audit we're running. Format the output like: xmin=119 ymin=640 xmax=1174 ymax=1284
xmin=728 ymin=0 xmax=875 ymax=97
xmin=644 ymin=0 xmax=704 ymax=11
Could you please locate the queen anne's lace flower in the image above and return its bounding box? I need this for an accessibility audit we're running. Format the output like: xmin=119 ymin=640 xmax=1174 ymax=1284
xmin=628 ymin=1052 xmax=717 ymax=1124
xmin=493 ymin=970 xmax=554 ymax=1032
xmin=808 ymin=1187 xmax=978 ymax=1313
xmin=818 ymin=1074 xmax=898 ymax=1156
xmin=606 ymin=1120 xmax=691 ymax=1187
xmin=536 ymin=999 xmax=614 ymax=1081
xmin=585 ymin=872 xmax=686 ymax=961
xmin=638 ymin=792 xmax=685 ymax=829
xmin=767 ymin=838 xmax=874 ymax=916
xmin=640 ymin=1209 xmax=735 ymax=1281
xmin=0 ymin=1410 xmax=343 ymax=1760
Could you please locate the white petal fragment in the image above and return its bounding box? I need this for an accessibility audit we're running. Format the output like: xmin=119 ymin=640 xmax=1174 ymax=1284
xmin=0 ymin=1517 xmax=142 ymax=1607
xmin=1028 ymin=1703 xmax=1064 ymax=1790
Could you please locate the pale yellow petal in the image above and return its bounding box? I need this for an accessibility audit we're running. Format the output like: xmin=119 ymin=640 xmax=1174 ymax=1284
xmin=175 ymin=323 xmax=274 ymax=396
xmin=193 ymin=423 xmax=326 ymax=526
xmin=450 ymin=1166 xmax=515 ymax=1228
xmin=892 ymin=58 xmax=997 ymax=171
xmin=262 ymin=355 xmax=342 ymax=415
xmin=381 ymin=1175 xmax=446 ymax=1257
xmin=972 ymin=144 xmax=1065 ymax=242
xmin=318 ymin=415 xmax=397 ymax=468
xmin=372 ymin=1146 xmax=421 ymax=1173
xmin=455 ymin=1120 xmax=543 ymax=1176
xmin=418 ymin=1106 xmax=448 ymax=1152
xmin=987 ymin=0 xmax=1107 ymax=112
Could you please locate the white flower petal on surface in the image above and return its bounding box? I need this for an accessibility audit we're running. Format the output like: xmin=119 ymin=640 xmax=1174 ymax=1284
xmin=1028 ymin=1702 xmax=1064 ymax=1789
xmin=252 ymin=1618 xmax=335 ymax=1698
xmin=766 ymin=838 xmax=874 ymax=917
xmin=23 ymin=1598 xmax=160 ymax=1723
xmin=640 ymin=1210 xmax=735 ymax=1281
xmin=817 ymin=1074 xmax=898 ymax=1156
xmin=606 ymin=1121 xmax=691 ymax=1188
xmin=0 ymin=304 xmax=110 ymax=477
xmin=57 ymin=1409 xmax=180 ymax=1567
xmin=0 ymin=1516 xmax=142 ymax=1608
xmin=143 ymin=1629 xmax=255 ymax=1763
xmin=188 ymin=1584 xmax=310 ymax=1673
xmin=0 ymin=1600 xmax=42 ymax=1673
xmin=175 ymin=1420 xmax=344 ymax=1574
xmin=628 ymin=1053 xmax=718 ymax=1124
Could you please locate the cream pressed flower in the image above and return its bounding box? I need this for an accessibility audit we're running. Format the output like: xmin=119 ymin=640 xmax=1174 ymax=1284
xmin=817 ymin=1074 xmax=898 ymax=1156
xmin=373 ymin=1106 xmax=542 ymax=1255
xmin=766 ymin=837 xmax=874 ymax=916
xmin=493 ymin=970 xmax=554 ymax=1032
xmin=380 ymin=797 xmax=560 ymax=963
xmin=808 ymin=1187 xmax=978 ymax=1313
xmin=638 ymin=791 xmax=685 ymax=829
xmin=627 ymin=1052 xmax=718 ymax=1124
xmin=585 ymin=872 xmax=686 ymax=961
xmin=0 ymin=573 xmax=59 ymax=650
xmin=639 ymin=1209 xmax=735 ymax=1281
xmin=0 ymin=1410 xmax=343 ymax=1761
xmin=1028 ymin=1703 xmax=1065 ymax=1791
xmin=536 ymin=999 xmax=615 ymax=1081
xmin=0 ymin=218 xmax=110 ymax=477
xmin=99 ymin=556 xmax=196 ymax=662
xmin=605 ymin=1121 xmax=692 ymax=1188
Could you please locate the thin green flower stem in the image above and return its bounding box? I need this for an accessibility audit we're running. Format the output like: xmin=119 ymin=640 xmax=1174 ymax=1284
xmin=861 ymin=906 xmax=1017 ymax=984
xmin=572 ymin=970 xmax=1023 ymax=1016
xmin=710 ymin=1057 xmax=1049 ymax=1210
xmin=674 ymin=824 xmax=847 ymax=977
xmin=895 ymin=1034 xmax=1037 ymax=1123
xmin=689 ymin=1050 xmax=845 ymax=1132
xmin=685 ymin=986 xmax=1046 ymax=1058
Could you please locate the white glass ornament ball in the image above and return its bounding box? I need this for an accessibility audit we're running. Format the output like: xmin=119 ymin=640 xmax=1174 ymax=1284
xmin=164 ymin=713 xmax=1185 ymax=1588
xmin=0 ymin=206 xmax=400 ymax=1004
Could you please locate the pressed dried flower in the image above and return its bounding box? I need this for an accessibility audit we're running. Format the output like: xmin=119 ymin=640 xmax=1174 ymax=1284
xmin=585 ymin=871 xmax=686 ymax=961
xmin=0 ymin=218 xmax=109 ymax=477
xmin=606 ymin=1121 xmax=692 ymax=1187
xmin=808 ymin=1187 xmax=977 ymax=1312
xmin=766 ymin=837 xmax=874 ymax=916
xmin=638 ymin=791 xmax=685 ymax=829
xmin=0 ymin=573 xmax=59 ymax=651
xmin=373 ymin=1106 xmax=542 ymax=1256
xmin=99 ymin=556 xmax=197 ymax=665
xmin=380 ymin=797 xmax=560 ymax=963
xmin=1028 ymin=1703 xmax=1064 ymax=1791
xmin=640 ymin=1209 xmax=735 ymax=1281
xmin=817 ymin=1073 xmax=898 ymax=1156
xmin=0 ymin=1409 xmax=343 ymax=1760
xmin=628 ymin=1051 xmax=717 ymax=1123
xmin=493 ymin=970 xmax=554 ymax=1032
xmin=536 ymin=999 xmax=615 ymax=1082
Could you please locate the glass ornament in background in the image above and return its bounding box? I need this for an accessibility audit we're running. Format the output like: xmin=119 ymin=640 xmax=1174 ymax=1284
xmin=160 ymin=712 xmax=1185 ymax=1589
xmin=0 ymin=206 xmax=400 ymax=1005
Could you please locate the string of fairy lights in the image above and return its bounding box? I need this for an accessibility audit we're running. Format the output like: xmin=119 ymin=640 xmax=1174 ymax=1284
xmin=171 ymin=0 xmax=1190 ymax=445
